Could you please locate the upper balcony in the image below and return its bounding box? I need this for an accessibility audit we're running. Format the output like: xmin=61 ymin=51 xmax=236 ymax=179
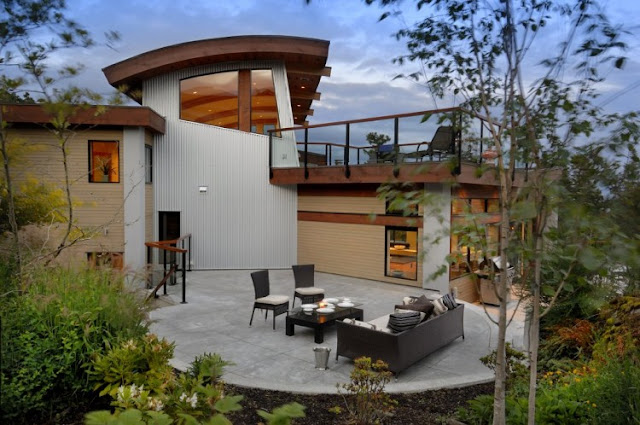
xmin=269 ymin=107 xmax=522 ymax=187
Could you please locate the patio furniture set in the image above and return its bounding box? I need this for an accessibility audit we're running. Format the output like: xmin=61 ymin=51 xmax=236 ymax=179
xmin=249 ymin=265 xmax=464 ymax=373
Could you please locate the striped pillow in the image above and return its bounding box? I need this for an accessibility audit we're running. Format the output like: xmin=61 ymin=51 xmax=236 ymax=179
xmin=387 ymin=311 xmax=421 ymax=332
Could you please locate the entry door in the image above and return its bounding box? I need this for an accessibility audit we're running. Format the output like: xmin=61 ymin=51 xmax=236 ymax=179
xmin=159 ymin=211 xmax=180 ymax=242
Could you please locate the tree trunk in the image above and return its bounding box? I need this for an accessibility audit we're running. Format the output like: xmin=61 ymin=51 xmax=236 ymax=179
xmin=0 ymin=108 xmax=22 ymax=274
xmin=527 ymin=233 xmax=543 ymax=424
xmin=492 ymin=202 xmax=511 ymax=425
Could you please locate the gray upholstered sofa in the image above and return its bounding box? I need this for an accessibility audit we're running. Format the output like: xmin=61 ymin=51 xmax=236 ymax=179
xmin=335 ymin=303 xmax=465 ymax=373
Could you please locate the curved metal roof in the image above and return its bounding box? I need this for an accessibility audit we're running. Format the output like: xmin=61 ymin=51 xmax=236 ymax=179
xmin=103 ymin=35 xmax=331 ymax=125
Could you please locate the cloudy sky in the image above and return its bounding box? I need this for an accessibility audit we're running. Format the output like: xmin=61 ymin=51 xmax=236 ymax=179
xmin=56 ymin=0 xmax=640 ymax=124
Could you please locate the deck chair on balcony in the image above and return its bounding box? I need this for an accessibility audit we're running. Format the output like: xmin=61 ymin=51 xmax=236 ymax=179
xmin=411 ymin=126 xmax=456 ymax=161
xmin=250 ymin=270 xmax=289 ymax=330
xmin=292 ymin=264 xmax=324 ymax=307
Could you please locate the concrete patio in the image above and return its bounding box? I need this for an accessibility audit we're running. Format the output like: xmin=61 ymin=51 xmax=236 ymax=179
xmin=148 ymin=270 xmax=525 ymax=394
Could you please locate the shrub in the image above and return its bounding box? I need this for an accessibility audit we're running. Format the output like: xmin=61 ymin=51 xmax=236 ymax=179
xmin=88 ymin=341 xmax=306 ymax=425
xmin=0 ymin=266 xmax=148 ymax=422
xmin=334 ymin=356 xmax=397 ymax=424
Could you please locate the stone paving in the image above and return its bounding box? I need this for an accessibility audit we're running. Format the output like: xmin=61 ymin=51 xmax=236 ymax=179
xmin=149 ymin=269 xmax=525 ymax=394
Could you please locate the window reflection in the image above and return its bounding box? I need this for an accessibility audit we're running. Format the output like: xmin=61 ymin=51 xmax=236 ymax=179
xmin=386 ymin=227 xmax=418 ymax=280
xmin=251 ymin=70 xmax=279 ymax=135
xmin=180 ymin=71 xmax=239 ymax=129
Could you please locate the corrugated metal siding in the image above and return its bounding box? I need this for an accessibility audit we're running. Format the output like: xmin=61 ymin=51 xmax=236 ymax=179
xmin=143 ymin=61 xmax=297 ymax=269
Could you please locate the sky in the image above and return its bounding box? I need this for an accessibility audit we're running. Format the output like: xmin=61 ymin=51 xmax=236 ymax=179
xmin=50 ymin=0 xmax=640 ymax=126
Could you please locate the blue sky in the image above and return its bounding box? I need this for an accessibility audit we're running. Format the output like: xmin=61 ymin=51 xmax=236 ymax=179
xmin=59 ymin=0 xmax=640 ymax=125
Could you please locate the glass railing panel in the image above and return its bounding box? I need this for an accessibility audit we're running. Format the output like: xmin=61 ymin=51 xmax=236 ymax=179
xmin=350 ymin=118 xmax=395 ymax=165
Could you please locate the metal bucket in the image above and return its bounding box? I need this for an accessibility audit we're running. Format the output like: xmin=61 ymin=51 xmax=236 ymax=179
xmin=313 ymin=346 xmax=331 ymax=370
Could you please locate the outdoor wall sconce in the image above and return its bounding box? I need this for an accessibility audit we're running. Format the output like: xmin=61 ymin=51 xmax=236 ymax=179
xmin=198 ymin=186 xmax=208 ymax=193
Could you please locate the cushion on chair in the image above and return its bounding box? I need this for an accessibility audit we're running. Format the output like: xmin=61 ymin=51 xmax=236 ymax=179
xmin=256 ymin=295 xmax=289 ymax=305
xmin=295 ymin=287 xmax=324 ymax=296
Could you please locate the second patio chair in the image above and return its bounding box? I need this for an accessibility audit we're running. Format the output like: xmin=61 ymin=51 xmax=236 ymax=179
xmin=249 ymin=270 xmax=289 ymax=330
xmin=292 ymin=264 xmax=324 ymax=307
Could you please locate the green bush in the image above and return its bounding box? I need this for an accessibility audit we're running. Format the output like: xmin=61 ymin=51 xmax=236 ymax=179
xmin=0 ymin=266 xmax=148 ymax=422
xmin=333 ymin=357 xmax=397 ymax=425
xmin=87 ymin=340 xmax=306 ymax=425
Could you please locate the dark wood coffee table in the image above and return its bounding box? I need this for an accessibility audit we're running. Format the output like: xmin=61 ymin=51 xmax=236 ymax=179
xmin=286 ymin=306 xmax=363 ymax=343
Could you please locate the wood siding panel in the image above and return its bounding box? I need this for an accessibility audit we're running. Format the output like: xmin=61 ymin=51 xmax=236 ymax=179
xmin=298 ymin=221 xmax=422 ymax=288
xmin=450 ymin=274 xmax=479 ymax=303
xmin=7 ymin=128 xmax=125 ymax=266
xmin=298 ymin=195 xmax=384 ymax=215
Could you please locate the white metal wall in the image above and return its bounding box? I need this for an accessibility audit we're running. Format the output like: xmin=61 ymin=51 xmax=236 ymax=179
xmin=123 ymin=127 xmax=147 ymax=273
xmin=143 ymin=61 xmax=298 ymax=269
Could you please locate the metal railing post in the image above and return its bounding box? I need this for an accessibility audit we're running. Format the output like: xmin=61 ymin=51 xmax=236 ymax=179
xmin=479 ymin=121 xmax=484 ymax=164
xmin=188 ymin=235 xmax=192 ymax=271
xmin=304 ymin=128 xmax=309 ymax=179
xmin=344 ymin=123 xmax=351 ymax=178
xmin=393 ymin=117 xmax=400 ymax=177
xmin=181 ymin=250 xmax=187 ymax=304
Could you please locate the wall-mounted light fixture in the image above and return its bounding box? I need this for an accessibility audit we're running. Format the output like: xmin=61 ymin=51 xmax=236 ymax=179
xmin=198 ymin=186 xmax=208 ymax=193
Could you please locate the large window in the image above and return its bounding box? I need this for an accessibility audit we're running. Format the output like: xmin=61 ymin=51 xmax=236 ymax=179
xmin=180 ymin=69 xmax=279 ymax=134
xmin=250 ymin=70 xmax=280 ymax=134
xmin=386 ymin=227 xmax=418 ymax=280
xmin=89 ymin=141 xmax=119 ymax=183
xmin=180 ymin=71 xmax=239 ymax=129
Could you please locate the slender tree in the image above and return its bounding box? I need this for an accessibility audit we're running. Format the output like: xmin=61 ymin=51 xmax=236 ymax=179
xmin=363 ymin=0 xmax=638 ymax=423
xmin=0 ymin=0 xmax=122 ymax=273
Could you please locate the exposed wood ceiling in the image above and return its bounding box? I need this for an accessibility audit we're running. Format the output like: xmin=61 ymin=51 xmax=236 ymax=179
xmin=103 ymin=35 xmax=331 ymax=125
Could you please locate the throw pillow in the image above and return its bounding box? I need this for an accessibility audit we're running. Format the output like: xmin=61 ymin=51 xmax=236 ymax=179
xmin=387 ymin=311 xmax=421 ymax=332
xmin=432 ymin=297 xmax=449 ymax=316
xmin=442 ymin=293 xmax=457 ymax=310
xmin=402 ymin=294 xmax=430 ymax=306
xmin=394 ymin=302 xmax=434 ymax=321
xmin=343 ymin=318 xmax=377 ymax=330
xmin=394 ymin=308 xmax=426 ymax=322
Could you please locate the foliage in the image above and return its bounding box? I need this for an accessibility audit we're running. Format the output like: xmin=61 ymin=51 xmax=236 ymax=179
xmin=257 ymin=402 xmax=306 ymax=425
xmin=185 ymin=352 xmax=233 ymax=386
xmin=88 ymin=339 xmax=307 ymax=425
xmin=334 ymin=356 xmax=397 ymax=425
xmin=365 ymin=131 xmax=391 ymax=161
xmin=479 ymin=344 xmax=528 ymax=391
xmin=458 ymin=296 xmax=640 ymax=424
xmin=89 ymin=334 xmax=176 ymax=398
xmin=0 ymin=266 xmax=148 ymax=423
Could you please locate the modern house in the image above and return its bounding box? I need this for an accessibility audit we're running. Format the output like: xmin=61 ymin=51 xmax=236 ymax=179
xmin=4 ymin=35 xmax=527 ymax=302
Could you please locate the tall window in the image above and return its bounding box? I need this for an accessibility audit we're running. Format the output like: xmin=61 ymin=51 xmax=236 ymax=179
xmin=89 ymin=141 xmax=119 ymax=183
xmin=180 ymin=69 xmax=279 ymax=134
xmin=180 ymin=71 xmax=239 ymax=129
xmin=250 ymin=70 xmax=279 ymax=134
xmin=386 ymin=227 xmax=418 ymax=280
xmin=145 ymin=145 xmax=152 ymax=184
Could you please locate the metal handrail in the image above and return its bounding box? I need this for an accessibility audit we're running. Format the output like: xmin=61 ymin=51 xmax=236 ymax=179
xmin=145 ymin=233 xmax=192 ymax=304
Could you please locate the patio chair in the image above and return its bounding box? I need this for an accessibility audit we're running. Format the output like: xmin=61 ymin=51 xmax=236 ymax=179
xmin=292 ymin=264 xmax=324 ymax=307
xmin=411 ymin=126 xmax=456 ymax=161
xmin=250 ymin=270 xmax=289 ymax=330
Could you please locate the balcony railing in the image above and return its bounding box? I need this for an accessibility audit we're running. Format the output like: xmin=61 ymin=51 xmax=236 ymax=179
xmin=269 ymin=107 xmax=499 ymax=179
